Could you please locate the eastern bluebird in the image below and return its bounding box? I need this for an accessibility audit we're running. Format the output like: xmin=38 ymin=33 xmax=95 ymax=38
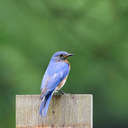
xmin=39 ymin=51 xmax=73 ymax=117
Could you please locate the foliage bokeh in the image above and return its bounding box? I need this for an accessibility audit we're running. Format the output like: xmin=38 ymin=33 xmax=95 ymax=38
xmin=0 ymin=0 xmax=128 ymax=127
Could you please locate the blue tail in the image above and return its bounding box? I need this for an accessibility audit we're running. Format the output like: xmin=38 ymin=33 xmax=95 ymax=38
xmin=39 ymin=91 xmax=53 ymax=117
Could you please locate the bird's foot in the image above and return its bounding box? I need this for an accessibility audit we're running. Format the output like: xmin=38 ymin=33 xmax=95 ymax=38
xmin=59 ymin=90 xmax=65 ymax=95
xmin=54 ymin=90 xmax=65 ymax=96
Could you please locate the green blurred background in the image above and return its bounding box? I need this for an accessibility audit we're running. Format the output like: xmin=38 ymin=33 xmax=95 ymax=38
xmin=0 ymin=0 xmax=128 ymax=127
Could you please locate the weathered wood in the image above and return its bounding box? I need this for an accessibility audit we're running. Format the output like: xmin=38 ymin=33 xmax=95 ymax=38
xmin=16 ymin=94 xmax=93 ymax=128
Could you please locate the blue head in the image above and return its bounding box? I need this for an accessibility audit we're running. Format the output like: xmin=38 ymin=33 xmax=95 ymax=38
xmin=51 ymin=51 xmax=73 ymax=61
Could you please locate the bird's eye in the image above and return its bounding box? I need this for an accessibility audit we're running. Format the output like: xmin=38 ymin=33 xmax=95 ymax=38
xmin=60 ymin=54 xmax=63 ymax=57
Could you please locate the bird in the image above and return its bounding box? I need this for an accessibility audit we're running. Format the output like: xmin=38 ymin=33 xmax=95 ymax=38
xmin=39 ymin=51 xmax=73 ymax=117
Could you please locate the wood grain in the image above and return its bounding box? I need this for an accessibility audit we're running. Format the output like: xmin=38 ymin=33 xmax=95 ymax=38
xmin=16 ymin=94 xmax=93 ymax=128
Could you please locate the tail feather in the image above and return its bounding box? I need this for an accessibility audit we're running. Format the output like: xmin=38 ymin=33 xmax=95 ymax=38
xmin=39 ymin=91 xmax=53 ymax=117
xmin=39 ymin=97 xmax=46 ymax=116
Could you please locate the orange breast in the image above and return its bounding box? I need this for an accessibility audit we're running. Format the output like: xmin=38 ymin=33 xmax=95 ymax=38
xmin=64 ymin=59 xmax=71 ymax=70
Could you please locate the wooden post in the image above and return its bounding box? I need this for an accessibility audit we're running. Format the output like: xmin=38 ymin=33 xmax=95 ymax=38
xmin=16 ymin=94 xmax=93 ymax=128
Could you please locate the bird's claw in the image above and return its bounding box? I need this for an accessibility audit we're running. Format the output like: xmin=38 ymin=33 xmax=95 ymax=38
xmin=54 ymin=90 xmax=65 ymax=96
xmin=59 ymin=90 xmax=65 ymax=95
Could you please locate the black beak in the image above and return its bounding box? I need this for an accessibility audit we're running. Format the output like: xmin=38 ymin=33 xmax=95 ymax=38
xmin=67 ymin=53 xmax=73 ymax=57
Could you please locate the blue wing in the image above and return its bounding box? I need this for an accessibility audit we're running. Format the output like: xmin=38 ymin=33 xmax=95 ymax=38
xmin=40 ymin=61 xmax=70 ymax=94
